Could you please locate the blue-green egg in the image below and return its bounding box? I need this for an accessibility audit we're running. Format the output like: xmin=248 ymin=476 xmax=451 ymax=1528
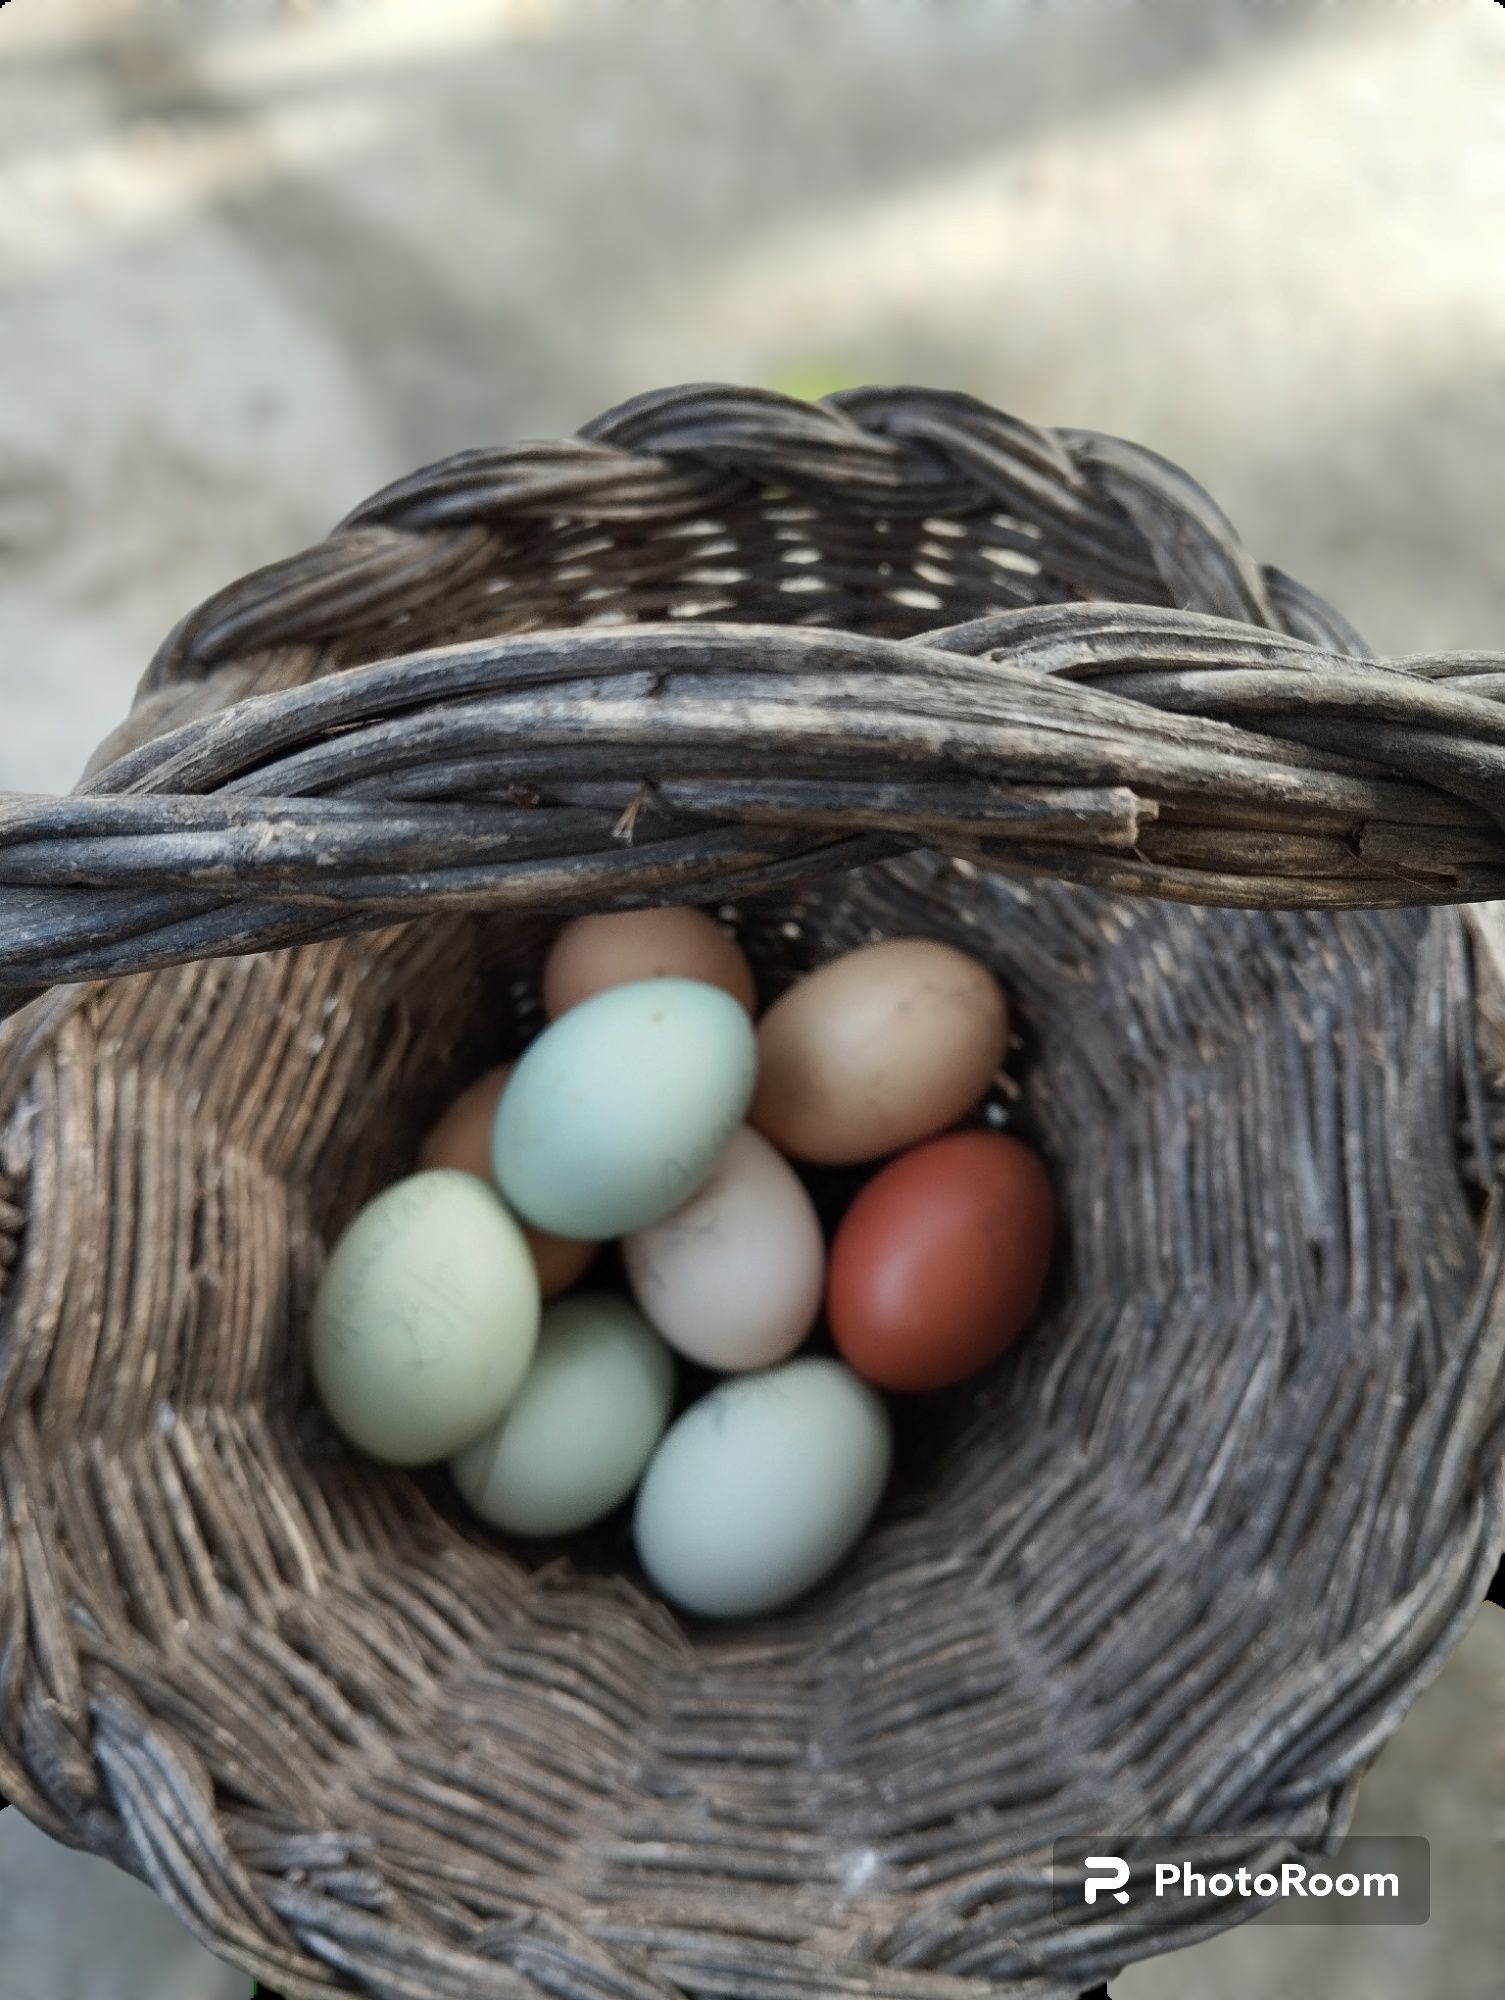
xmin=492 ymin=976 xmax=758 ymax=1238
xmin=450 ymin=1294 xmax=675 ymax=1536
xmin=634 ymin=1357 xmax=892 ymax=1619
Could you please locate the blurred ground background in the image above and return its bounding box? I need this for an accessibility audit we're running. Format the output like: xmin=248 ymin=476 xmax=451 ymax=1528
xmin=1 ymin=1 xmax=1503 ymax=1996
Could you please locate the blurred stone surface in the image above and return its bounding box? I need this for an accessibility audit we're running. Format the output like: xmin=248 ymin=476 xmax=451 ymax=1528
xmin=0 ymin=1809 xmax=253 ymax=2000
xmin=1 ymin=3 xmax=1501 ymax=1996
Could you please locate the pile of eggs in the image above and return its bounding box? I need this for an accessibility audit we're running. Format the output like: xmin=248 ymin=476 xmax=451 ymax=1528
xmin=309 ymin=908 xmax=1054 ymax=1619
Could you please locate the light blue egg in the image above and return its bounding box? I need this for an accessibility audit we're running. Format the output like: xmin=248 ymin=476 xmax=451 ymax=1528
xmin=634 ymin=1357 xmax=892 ymax=1619
xmin=493 ymin=976 xmax=758 ymax=1238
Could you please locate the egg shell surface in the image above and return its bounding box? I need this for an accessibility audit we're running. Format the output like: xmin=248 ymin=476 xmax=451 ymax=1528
xmin=751 ymin=937 xmax=1008 ymax=1164
xmin=418 ymin=1065 xmax=599 ymax=1297
xmin=310 ymin=1170 xmax=540 ymax=1465
xmin=544 ymin=906 xmax=757 ymax=1019
xmin=450 ymin=1294 xmax=675 ymax=1536
xmin=623 ymin=1126 xmax=824 ymax=1371
xmin=493 ymin=977 xmax=759 ymax=1238
xmin=634 ymin=1356 xmax=892 ymax=1619
xmin=827 ymin=1130 xmax=1054 ymax=1390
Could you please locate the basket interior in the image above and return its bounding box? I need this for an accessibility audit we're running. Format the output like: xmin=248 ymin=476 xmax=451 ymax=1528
xmin=10 ymin=850 xmax=1470 ymax=1946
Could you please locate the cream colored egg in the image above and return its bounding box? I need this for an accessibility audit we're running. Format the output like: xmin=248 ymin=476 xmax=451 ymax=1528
xmin=623 ymin=1126 xmax=824 ymax=1371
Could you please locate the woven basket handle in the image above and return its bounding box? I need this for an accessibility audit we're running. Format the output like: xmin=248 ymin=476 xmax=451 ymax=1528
xmin=3 ymin=386 xmax=1504 ymax=1016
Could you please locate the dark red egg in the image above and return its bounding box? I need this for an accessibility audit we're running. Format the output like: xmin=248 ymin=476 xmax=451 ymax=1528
xmin=827 ymin=1131 xmax=1055 ymax=1391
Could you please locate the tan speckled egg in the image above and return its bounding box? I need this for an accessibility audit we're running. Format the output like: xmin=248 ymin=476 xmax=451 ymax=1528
xmin=751 ymin=937 xmax=1008 ymax=1165
xmin=418 ymin=1067 xmax=598 ymax=1299
xmin=542 ymin=907 xmax=757 ymax=1019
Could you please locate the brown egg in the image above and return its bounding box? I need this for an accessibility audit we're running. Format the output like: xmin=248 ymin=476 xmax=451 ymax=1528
xmin=828 ymin=1130 xmax=1054 ymax=1390
xmin=750 ymin=938 xmax=1008 ymax=1165
xmin=418 ymin=1066 xmax=598 ymax=1299
xmin=517 ymin=1228 xmax=600 ymax=1304
xmin=542 ymin=907 xmax=757 ymax=1020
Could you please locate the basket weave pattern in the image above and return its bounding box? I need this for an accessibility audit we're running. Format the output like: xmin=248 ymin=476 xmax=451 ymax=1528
xmin=1 ymin=387 xmax=1503 ymax=2000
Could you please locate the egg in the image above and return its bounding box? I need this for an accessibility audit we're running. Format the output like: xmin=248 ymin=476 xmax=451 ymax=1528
xmin=310 ymin=1170 xmax=540 ymax=1465
xmin=418 ymin=1065 xmax=599 ymax=1298
xmin=450 ymin=1294 xmax=675 ymax=1536
xmin=493 ymin=978 xmax=758 ymax=1238
xmin=827 ymin=1131 xmax=1054 ymax=1391
xmin=544 ymin=906 xmax=757 ymax=1019
xmin=623 ymin=1126 xmax=824 ymax=1371
xmin=750 ymin=937 xmax=1008 ymax=1164
xmin=634 ymin=1357 xmax=891 ymax=1619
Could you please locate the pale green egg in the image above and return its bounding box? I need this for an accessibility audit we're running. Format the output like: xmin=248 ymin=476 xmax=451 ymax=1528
xmin=634 ymin=1357 xmax=892 ymax=1619
xmin=450 ymin=1294 xmax=676 ymax=1536
xmin=492 ymin=976 xmax=758 ymax=1238
xmin=310 ymin=1170 xmax=539 ymax=1466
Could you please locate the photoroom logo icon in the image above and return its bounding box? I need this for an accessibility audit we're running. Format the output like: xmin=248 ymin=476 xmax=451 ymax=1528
xmin=1082 ymin=1855 xmax=1131 ymax=1906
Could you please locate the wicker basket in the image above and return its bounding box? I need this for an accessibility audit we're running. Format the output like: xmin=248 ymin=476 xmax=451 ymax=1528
xmin=1 ymin=385 xmax=1502 ymax=2000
